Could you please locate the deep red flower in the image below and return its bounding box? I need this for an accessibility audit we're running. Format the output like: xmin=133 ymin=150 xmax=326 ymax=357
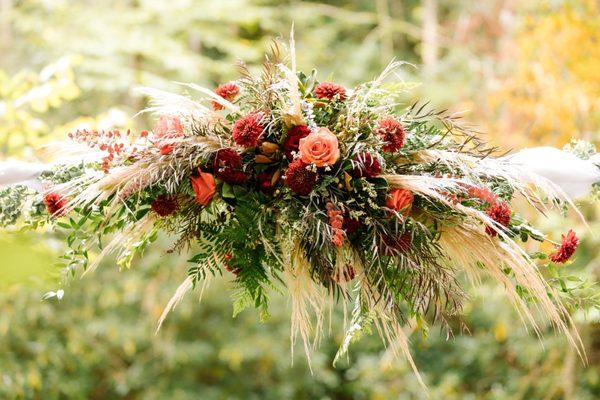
xmin=485 ymin=201 xmax=511 ymax=236
xmin=256 ymin=169 xmax=278 ymax=195
xmin=376 ymin=117 xmax=405 ymax=153
xmin=314 ymin=82 xmax=347 ymax=101
xmin=550 ymin=229 xmax=579 ymax=263
xmin=43 ymin=192 xmax=68 ymax=217
xmin=352 ymin=152 xmax=381 ymax=178
xmin=151 ymin=195 xmax=179 ymax=217
xmin=283 ymin=125 xmax=311 ymax=161
xmin=212 ymin=82 xmax=240 ymax=110
xmin=213 ymin=148 xmax=247 ymax=184
xmin=232 ymin=112 xmax=265 ymax=147
xmin=343 ymin=216 xmax=361 ymax=234
xmin=285 ymin=159 xmax=318 ymax=196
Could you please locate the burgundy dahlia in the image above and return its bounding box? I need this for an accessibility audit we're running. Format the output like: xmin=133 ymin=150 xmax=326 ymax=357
xmin=314 ymin=82 xmax=347 ymax=101
xmin=352 ymin=152 xmax=381 ymax=178
xmin=285 ymin=159 xmax=318 ymax=196
xmin=43 ymin=192 xmax=68 ymax=217
xmin=232 ymin=112 xmax=265 ymax=147
xmin=213 ymin=148 xmax=247 ymax=184
xmin=151 ymin=195 xmax=179 ymax=217
xmin=376 ymin=117 xmax=405 ymax=153
xmin=485 ymin=201 xmax=511 ymax=237
xmin=283 ymin=125 xmax=311 ymax=161
xmin=550 ymin=229 xmax=579 ymax=263
xmin=212 ymin=82 xmax=240 ymax=110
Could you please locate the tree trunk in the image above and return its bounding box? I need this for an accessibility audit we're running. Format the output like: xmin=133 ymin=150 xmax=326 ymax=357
xmin=422 ymin=0 xmax=439 ymax=74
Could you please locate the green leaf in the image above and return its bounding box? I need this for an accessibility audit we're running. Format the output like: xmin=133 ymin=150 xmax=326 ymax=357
xmin=222 ymin=183 xmax=235 ymax=199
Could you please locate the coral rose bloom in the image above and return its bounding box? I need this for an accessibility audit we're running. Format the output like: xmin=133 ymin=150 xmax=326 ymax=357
xmin=298 ymin=127 xmax=340 ymax=167
xmin=386 ymin=188 xmax=414 ymax=217
xmin=190 ymin=171 xmax=216 ymax=206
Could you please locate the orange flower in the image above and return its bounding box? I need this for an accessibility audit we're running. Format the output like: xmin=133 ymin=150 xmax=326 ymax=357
xmin=190 ymin=171 xmax=216 ymax=206
xmin=298 ymin=127 xmax=340 ymax=167
xmin=326 ymin=202 xmax=344 ymax=247
xmin=386 ymin=188 xmax=414 ymax=217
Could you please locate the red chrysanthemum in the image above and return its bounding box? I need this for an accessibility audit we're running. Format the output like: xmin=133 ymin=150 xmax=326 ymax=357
xmin=352 ymin=152 xmax=381 ymax=178
xmin=43 ymin=192 xmax=68 ymax=217
xmin=283 ymin=125 xmax=311 ymax=161
xmin=485 ymin=201 xmax=511 ymax=236
xmin=314 ymin=82 xmax=347 ymax=101
xmin=376 ymin=117 xmax=405 ymax=153
xmin=285 ymin=159 xmax=318 ymax=196
xmin=212 ymin=82 xmax=240 ymax=110
xmin=213 ymin=148 xmax=247 ymax=184
xmin=151 ymin=195 xmax=179 ymax=217
xmin=232 ymin=112 xmax=265 ymax=147
xmin=550 ymin=229 xmax=579 ymax=263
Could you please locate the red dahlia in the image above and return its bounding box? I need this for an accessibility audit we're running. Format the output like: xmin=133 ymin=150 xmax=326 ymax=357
xmin=314 ymin=82 xmax=347 ymax=101
xmin=283 ymin=125 xmax=311 ymax=161
xmin=212 ymin=82 xmax=240 ymax=110
xmin=485 ymin=201 xmax=511 ymax=237
xmin=550 ymin=229 xmax=579 ymax=263
xmin=352 ymin=152 xmax=381 ymax=178
xmin=285 ymin=159 xmax=318 ymax=196
xmin=213 ymin=148 xmax=247 ymax=184
xmin=151 ymin=195 xmax=179 ymax=217
xmin=232 ymin=112 xmax=265 ymax=147
xmin=43 ymin=192 xmax=68 ymax=217
xmin=376 ymin=117 xmax=405 ymax=153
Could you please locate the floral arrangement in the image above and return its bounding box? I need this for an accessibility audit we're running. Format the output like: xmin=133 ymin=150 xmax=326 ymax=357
xmin=1 ymin=36 xmax=599 ymax=383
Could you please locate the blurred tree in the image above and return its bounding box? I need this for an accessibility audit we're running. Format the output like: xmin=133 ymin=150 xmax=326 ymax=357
xmin=488 ymin=0 xmax=600 ymax=148
xmin=0 ymin=58 xmax=80 ymax=157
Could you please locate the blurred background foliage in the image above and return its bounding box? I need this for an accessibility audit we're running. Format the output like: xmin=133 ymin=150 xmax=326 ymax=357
xmin=0 ymin=0 xmax=598 ymax=398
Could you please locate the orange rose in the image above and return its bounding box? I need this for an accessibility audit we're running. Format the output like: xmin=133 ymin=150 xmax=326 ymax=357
xmin=298 ymin=127 xmax=340 ymax=167
xmin=386 ymin=188 xmax=414 ymax=217
xmin=190 ymin=171 xmax=216 ymax=206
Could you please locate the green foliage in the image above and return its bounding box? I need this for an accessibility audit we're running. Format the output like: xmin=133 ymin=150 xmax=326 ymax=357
xmin=1 ymin=260 xmax=599 ymax=400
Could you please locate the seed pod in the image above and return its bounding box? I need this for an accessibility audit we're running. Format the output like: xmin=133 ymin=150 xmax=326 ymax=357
xmin=255 ymin=154 xmax=273 ymax=164
xmin=260 ymin=142 xmax=279 ymax=155
xmin=271 ymin=169 xmax=281 ymax=186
